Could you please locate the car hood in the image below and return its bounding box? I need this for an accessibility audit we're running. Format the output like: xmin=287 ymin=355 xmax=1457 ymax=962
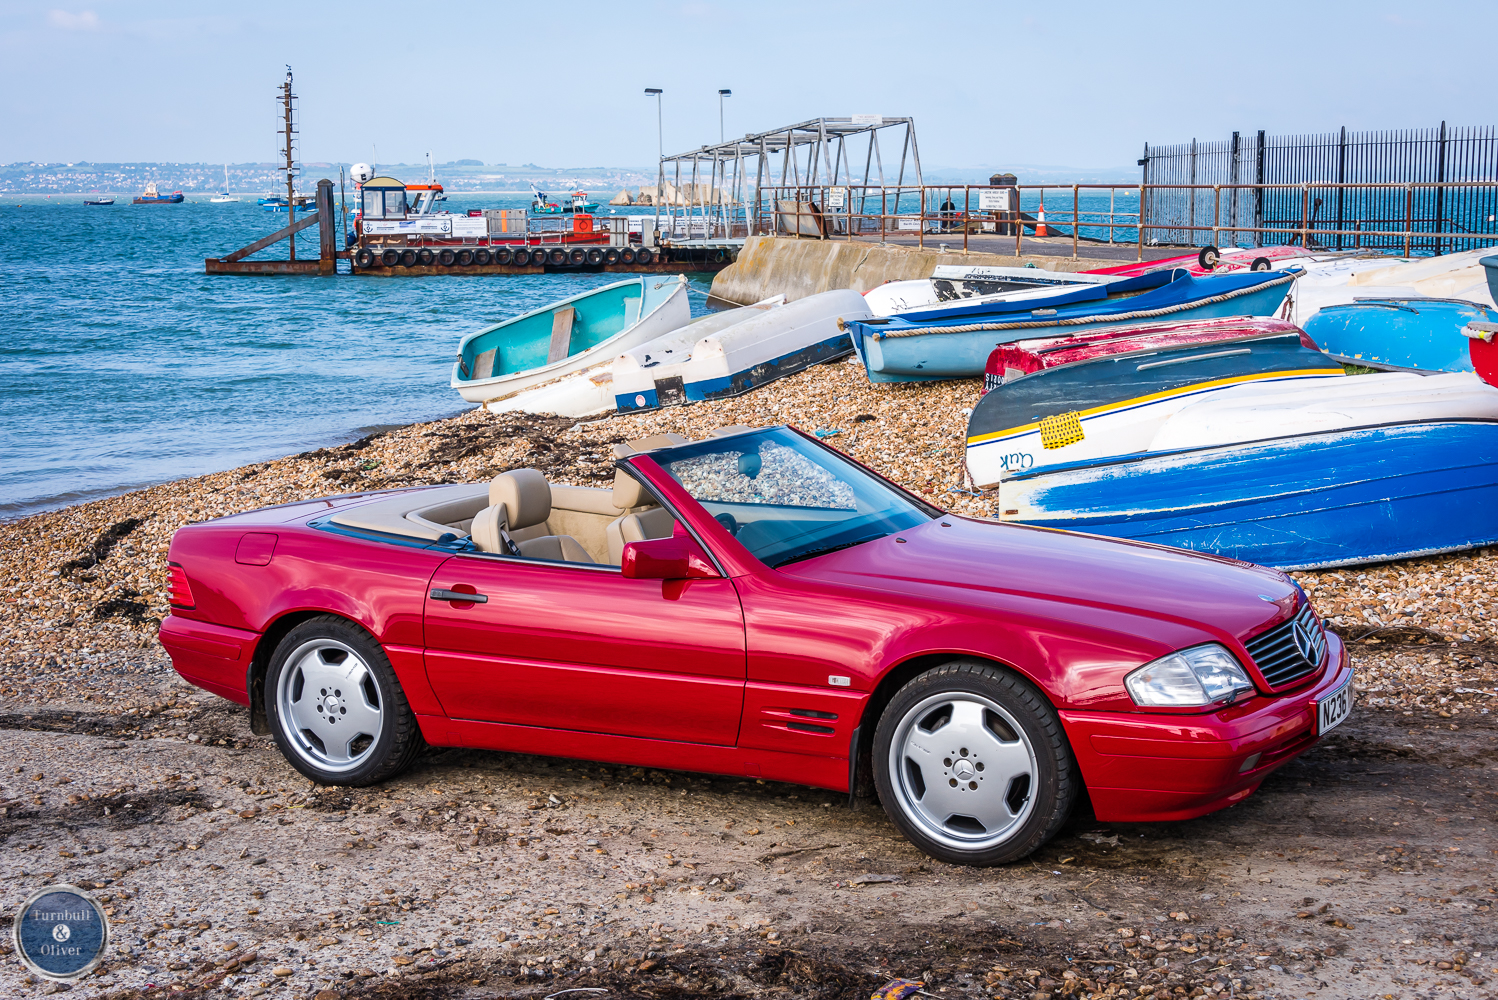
xmin=778 ymin=515 xmax=1297 ymax=651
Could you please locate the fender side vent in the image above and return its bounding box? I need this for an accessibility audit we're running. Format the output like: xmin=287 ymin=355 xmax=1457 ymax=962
xmin=789 ymin=708 xmax=838 ymax=720
xmin=787 ymin=721 xmax=836 ymax=735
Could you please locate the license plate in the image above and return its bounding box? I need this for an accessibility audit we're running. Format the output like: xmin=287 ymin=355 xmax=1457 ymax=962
xmin=1316 ymin=675 xmax=1353 ymax=735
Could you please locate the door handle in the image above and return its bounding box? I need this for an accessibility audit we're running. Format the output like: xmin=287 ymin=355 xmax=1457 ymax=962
xmin=430 ymin=588 xmax=488 ymax=603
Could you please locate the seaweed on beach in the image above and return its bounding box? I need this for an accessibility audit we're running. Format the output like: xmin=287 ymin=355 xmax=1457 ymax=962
xmin=59 ymin=517 xmax=147 ymax=576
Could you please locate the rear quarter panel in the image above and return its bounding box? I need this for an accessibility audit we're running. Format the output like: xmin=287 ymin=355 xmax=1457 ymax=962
xmin=165 ymin=519 xmax=451 ymax=708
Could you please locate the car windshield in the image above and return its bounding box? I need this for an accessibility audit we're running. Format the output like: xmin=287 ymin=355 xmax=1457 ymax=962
xmin=650 ymin=427 xmax=934 ymax=568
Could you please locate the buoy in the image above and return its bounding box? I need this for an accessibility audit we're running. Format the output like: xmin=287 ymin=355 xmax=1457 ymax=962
xmin=1035 ymin=198 xmax=1049 ymax=237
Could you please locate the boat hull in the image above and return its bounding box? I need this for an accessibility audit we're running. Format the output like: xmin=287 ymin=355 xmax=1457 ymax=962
xmin=1001 ymin=420 xmax=1498 ymax=570
xmin=616 ymin=289 xmax=870 ymax=411
xmin=981 ymin=316 xmax=1312 ymax=392
xmin=1303 ymin=298 xmax=1495 ymax=372
xmin=964 ymin=331 xmax=1345 ymax=487
xmin=853 ymin=272 xmax=1299 ymax=382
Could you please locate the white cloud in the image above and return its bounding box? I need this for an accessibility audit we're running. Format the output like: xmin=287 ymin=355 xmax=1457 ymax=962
xmin=48 ymin=10 xmax=101 ymax=31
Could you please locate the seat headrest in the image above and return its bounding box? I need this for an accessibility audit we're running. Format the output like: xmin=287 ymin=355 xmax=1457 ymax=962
xmin=612 ymin=468 xmax=651 ymax=509
xmin=470 ymin=504 xmax=506 ymax=553
xmin=489 ymin=469 xmax=551 ymax=530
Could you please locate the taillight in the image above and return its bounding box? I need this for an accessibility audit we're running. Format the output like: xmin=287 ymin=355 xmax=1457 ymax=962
xmin=168 ymin=562 xmax=196 ymax=609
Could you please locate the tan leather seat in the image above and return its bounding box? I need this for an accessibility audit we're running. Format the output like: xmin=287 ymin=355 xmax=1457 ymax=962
xmin=606 ymin=507 xmax=677 ymax=564
xmin=470 ymin=469 xmax=594 ymax=564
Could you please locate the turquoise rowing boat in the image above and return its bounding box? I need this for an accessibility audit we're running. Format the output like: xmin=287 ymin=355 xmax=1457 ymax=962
xmin=451 ymin=276 xmax=689 ymax=404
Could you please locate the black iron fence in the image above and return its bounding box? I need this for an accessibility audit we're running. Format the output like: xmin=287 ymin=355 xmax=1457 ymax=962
xmin=1141 ymin=125 xmax=1498 ymax=252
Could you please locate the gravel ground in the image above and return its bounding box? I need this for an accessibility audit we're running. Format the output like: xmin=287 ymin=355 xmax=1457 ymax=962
xmin=2 ymin=357 xmax=1497 ymax=999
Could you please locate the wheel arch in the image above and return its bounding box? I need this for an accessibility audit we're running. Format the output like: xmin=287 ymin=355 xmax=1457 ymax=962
xmin=851 ymin=650 xmax=1055 ymax=801
xmin=245 ymin=609 xmax=375 ymax=736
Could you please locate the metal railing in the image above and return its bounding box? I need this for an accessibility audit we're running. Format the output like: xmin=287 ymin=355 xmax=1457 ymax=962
xmin=742 ymin=181 xmax=1498 ymax=260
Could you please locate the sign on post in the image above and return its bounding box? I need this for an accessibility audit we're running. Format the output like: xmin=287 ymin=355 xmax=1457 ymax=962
xmin=851 ymin=115 xmax=883 ymax=126
xmin=827 ymin=187 xmax=847 ymax=210
xmin=979 ymin=189 xmax=1013 ymax=211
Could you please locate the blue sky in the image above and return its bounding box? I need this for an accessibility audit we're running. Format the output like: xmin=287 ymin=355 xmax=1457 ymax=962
xmin=2 ymin=1 xmax=1494 ymax=171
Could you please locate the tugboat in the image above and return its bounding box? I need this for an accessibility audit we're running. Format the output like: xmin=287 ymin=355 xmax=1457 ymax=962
xmin=530 ymin=183 xmax=599 ymax=214
xmin=133 ymin=182 xmax=184 ymax=205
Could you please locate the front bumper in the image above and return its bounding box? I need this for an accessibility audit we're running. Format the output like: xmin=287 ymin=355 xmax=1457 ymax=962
xmin=1061 ymin=632 xmax=1352 ymax=823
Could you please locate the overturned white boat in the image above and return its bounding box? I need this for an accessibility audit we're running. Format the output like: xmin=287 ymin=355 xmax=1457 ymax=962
xmin=615 ymin=288 xmax=871 ymax=412
xmin=863 ymin=264 xmax=1118 ymax=317
xmin=452 ymin=275 xmax=689 ymax=405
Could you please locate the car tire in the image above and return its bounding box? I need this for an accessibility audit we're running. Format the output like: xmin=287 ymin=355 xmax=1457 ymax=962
xmin=264 ymin=616 xmax=424 ymax=786
xmin=872 ymin=659 xmax=1076 ymax=865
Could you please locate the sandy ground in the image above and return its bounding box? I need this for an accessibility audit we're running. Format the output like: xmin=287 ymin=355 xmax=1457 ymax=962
xmin=2 ymin=359 xmax=1497 ymax=999
xmin=0 ymin=680 xmax=1494 ymax=1000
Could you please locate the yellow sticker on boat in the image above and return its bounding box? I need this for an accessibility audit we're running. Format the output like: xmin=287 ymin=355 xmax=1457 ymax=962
xmin=1039 ymin=411 xmax=1085 ymax=449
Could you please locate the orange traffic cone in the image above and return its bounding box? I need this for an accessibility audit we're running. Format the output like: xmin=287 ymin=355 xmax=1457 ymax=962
xmin=1035 ymin=197 xmax=1049 ymax=237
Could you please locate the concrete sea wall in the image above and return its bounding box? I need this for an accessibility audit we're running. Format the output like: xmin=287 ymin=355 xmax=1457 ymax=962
xmin=709 ymin=236 xmax=1100 ymax=304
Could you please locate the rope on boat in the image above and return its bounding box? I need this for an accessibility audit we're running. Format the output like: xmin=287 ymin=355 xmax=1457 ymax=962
xmin=868 ymin=269 xmax=1303 ymax=340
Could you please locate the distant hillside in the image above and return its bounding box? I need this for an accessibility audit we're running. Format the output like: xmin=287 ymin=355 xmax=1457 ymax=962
xmin=0 ymin=159 xmax=1140 ymax=194
xmin=0 ymin=161 xmax=658 ymax=194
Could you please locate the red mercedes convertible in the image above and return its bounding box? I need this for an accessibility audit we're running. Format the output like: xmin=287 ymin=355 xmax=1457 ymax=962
xmin=159 ymin=425 xmax=1352 ymax=865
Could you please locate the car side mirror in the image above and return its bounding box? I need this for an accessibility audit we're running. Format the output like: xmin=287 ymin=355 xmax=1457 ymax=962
xmin=620 ymin=536 xmax=719 ymax=580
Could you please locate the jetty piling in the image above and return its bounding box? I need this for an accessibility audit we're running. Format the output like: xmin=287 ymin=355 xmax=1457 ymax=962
xmin=205 ymin=179 xmax=338 ymax=275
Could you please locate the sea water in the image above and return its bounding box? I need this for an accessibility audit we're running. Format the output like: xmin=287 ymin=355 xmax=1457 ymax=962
xmin=0 ymin=193 xmax=714 ymax=518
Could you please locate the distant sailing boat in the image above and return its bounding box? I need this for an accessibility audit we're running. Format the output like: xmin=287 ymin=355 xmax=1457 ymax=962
xmin=210 ymin=165 xmax=238 ymax=203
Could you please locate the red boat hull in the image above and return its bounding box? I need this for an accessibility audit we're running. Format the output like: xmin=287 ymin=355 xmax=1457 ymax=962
xmin=982 ymin=316 xmax=1321 ymax=393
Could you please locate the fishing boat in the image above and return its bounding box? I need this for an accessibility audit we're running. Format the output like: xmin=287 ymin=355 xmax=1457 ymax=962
xmin=847 ymin=268 xmax=1303 ymax=383
xmin=133 ymin=182 xmax=183 ymax=205
xmin=452 ymin=276 xmax=690 ymax=404
xmin=997 ymin=371 xmax=1498 ymax=570
xmin=530 ymin=184 xmax=598 ymax=214
xmin=616 ymin=290 xmax=867 ymax=411
xmin=210 ymin=165 xmax=238 ymax=203
xmin=863 ymin=265 xmax=1116 ymax=317
xmin=980 ymin=316 xmax=1318 ymax=393
xmin=83 ymin=196 xmax=114 ymax=206
xmin=964 ymin=330 xmax=1344 ymax=487
xmin=487 ymin=295 xmax=787 ymax=418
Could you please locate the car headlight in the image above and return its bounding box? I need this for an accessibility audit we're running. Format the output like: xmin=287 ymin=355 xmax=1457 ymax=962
xmin=1124 ymin=643 xmax=1255 ymax=708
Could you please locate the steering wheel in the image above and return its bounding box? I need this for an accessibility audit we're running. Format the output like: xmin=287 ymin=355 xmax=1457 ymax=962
xmin=714 ymin=512 xmax=740 ymax=536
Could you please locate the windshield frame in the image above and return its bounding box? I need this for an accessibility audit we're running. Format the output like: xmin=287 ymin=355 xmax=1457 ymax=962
xmin=627 ymin=425 xmax=943 ymax=571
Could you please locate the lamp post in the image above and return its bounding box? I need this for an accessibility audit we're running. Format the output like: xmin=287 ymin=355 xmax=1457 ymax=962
xmin=645 ymin=88 xmax=663 ymax=229
xmin=718 ymin=88 xmax=731 ymax=143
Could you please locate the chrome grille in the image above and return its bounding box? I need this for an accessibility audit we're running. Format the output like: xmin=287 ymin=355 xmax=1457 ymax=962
xmin=1244 ymin=604 xmax=1327 ymax=688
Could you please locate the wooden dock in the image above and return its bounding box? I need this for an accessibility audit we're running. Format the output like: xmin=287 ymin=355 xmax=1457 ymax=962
xmin=205 ymin=177 xmax=735 ymax=277
xmin=206 ymin=179 xmax=340 ymax=276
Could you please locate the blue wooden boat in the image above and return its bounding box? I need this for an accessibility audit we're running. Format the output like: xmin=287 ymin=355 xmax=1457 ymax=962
xmin=1301 ymin=297 xmax=1497 ymax=372
xmin=998 ymin=419 xmax=1498 ymax=570
xmin=845 ymin=269 xmax=1302 ymax=382
xmin=964 ymin=330 xmax=1345 ymax=487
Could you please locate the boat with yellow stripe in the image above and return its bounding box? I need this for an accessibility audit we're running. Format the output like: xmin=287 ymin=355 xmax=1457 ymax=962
xmin=964 ymin=328 xmax=1345 ymax=488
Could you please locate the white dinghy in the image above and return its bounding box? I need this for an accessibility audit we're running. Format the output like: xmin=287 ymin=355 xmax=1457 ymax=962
xmin=863 ymin=264 xmax=1117 ymax=317
xmin=616 ymin=289 xmax=871 ymax=412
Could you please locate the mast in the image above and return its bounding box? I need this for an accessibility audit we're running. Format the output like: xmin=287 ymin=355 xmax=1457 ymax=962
xmin=278 ymin=67 xmax=299 ymax=259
